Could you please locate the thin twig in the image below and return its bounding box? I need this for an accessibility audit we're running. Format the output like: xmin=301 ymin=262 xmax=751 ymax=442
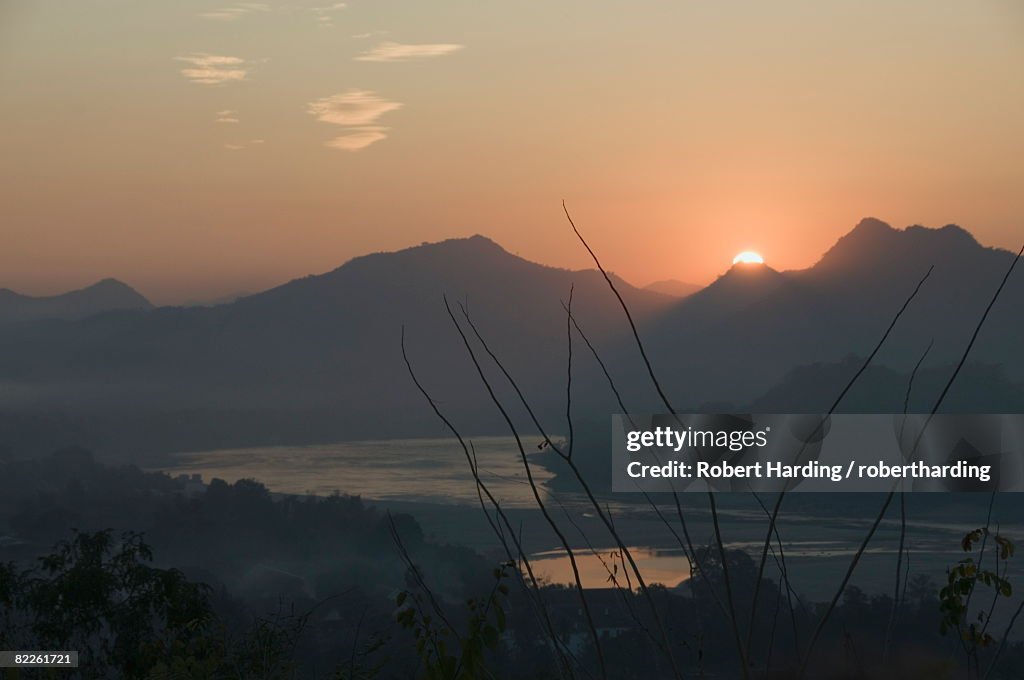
xmin=387 ymin=511 xmax=460 ymax=640
xmin=562 ymin=201 xmax=676 ymax=413
xmin=750 ymin=489 xmax=805 ymax=659
xmin=566 ymin=285 xmax=575 ymax=459
xmin=883 ymin=338 xmax=933 ymax=661
xmin=983 ymin=596 xmax=1024 ymax=678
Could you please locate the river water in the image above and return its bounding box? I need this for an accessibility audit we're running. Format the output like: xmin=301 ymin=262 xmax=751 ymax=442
xmin=156 ymin=436 xmax=1023 ymax=599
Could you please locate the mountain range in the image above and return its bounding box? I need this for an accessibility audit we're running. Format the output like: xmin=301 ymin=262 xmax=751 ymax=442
xmin=638 ymin=219 xmax=1023 ymax=407
xmin=0 ymin=236 xmax=671 ymax=457
xmin=0 ymin=219 xmax=1020 ymax=460
xmin=0 ymin=279 xmax=151 ymax=324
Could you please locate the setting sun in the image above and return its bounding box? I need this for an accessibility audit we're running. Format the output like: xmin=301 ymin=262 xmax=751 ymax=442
xmin=732 ymin=250 xmax=765 ymax=265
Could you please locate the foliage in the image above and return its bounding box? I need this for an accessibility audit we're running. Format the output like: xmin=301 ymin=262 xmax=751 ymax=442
xmin=146 ymin=602 xmax=309 ymax=680
xmin=0 ymin=529 xmax=326 ymax=679
xmin=394 ymin=562 xmax=512 ymax=680
xmin=0 ymin=530 xmax=213 ymax=678
xmin=939 ymin=527 xmax=1016 ymax=675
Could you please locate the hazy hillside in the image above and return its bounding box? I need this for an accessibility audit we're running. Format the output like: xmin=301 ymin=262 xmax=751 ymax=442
xmin=0 ymin=222 xmax=1020 ymax=460
xmin=742 ymin=358 xmax=1024 ymax=414
xmin=0 ymin=279 xmax=151 ymax=324
xmin=0 ymin=236 xmax=671 ymax=457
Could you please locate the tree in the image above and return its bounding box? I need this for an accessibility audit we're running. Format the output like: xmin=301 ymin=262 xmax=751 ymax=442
xmin=1 ymin=530 xmax=213 ymax=678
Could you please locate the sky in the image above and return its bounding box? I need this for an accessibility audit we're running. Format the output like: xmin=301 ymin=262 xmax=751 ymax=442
xmin=1 ymin=0 xmax=1022 ymax=304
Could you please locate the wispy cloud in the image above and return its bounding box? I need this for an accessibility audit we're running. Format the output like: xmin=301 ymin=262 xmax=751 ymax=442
xmin=325 ymin=127 xmax=388 ymax=151
xmin=310 ymin=2 xmax=345 ymax=27
xmin=216 ymin=109 xmax=239 ymax=123
xmin=176 ymin=54 xmax=249 ymax=85
xmin=307 ymin=90 xmax=401 ymax=126
xmin=200 ymin=3 xmax=270 ymax=21
xmin=355 ymin=41 xmax=464 ymax=63
xmin=307 ymin=90 xmax=401 ymax=151
xmin=224 ymin=139 xmax=265 ymax=150
xmin=310 ymin=2 xmax=346 ymax=11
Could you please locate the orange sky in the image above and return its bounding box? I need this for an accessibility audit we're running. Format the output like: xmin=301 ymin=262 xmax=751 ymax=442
xmin=1 ymin=1 xmax=1022 ymax=304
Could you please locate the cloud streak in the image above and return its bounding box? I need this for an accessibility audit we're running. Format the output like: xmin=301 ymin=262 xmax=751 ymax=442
xmin=176 ymin=54 xmax=248 ymax=85
xmin=200 ymin=3 xmax=270 ymax=21
xmin=307 ymin=90 xmax=401 ymax=151
xmin=325 ymin=127 xmax=389 ymax=151
xmin=224 ymin=139 xmax=265 ymax=150
xmin=310 ymin=2 xmax=346 ymax=11
xmin=355 ymin=41 xmax=464 ymax=62
xmin=216 ymin=109 xmax=239 ymax=123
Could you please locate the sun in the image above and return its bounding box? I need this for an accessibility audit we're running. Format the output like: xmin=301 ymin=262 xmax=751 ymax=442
xmin=732 ymin=250 xmax=765 ymax=265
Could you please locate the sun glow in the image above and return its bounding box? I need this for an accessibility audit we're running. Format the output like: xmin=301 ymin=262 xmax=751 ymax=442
xmin=732 ymin=250 xmax=764 ymax=265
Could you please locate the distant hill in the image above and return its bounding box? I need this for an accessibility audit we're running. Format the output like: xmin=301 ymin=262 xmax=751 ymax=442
xmin=643 ymin=279 xmax=702 ymax=299
xmin=0 ymin=279 xmax=151 ymax=324
xmin=0 ymin=236 xmax=673 ymax=457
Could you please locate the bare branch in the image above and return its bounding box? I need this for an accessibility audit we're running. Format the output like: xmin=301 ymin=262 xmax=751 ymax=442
xmin=386 ymin=510 xmax=460 ymax=640
xmin=401 ymin=327 xmax=576 ymax=678
xmin=566 ymin=285 xmax=575 ymax=458
xmin=442 ymin=296 xmax=610 ymax=680
xmin=562 ymin=201 xmax=677 ymax=414
xmin=748 ymin=264 xmax=935 ymax=655
xmin=563 ymin=202 xmax=741 ymax=677
xmin=458 ymin=302 xmax=684 ymax=679
xmin=883 ymin=338 xmax=934 ymax=662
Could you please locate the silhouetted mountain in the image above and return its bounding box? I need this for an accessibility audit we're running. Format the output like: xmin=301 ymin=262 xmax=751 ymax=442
xmin=635 ymin=219 xmax=1023 ymax=407
xmin=659 ymin=262 xmax=792 ymax=329
xmin=0 ymin=222 xmax=1020 ymax=460
xmin=0 ymin=236 xmax=672 ymax=457
xmin=0 ymin=279 xmax=152 ymax=324
xmin=644 ymin=279 xmax=701 ymax=299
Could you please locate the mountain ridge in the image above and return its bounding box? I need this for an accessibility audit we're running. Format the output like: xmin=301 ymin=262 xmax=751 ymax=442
xmin=634 ymin=218 xmax=1023 ymax=407
xmin=0 ymin=219 xmax=1019 ymax=459
xmin=0 ymin=278 xmax=152 ymax=324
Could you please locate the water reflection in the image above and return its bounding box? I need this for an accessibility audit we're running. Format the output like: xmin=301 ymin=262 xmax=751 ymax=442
xmin=157 ymin=436 xmax=552 ymax=507
xmin=531 ymin=546 xmax=691 ymax=590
